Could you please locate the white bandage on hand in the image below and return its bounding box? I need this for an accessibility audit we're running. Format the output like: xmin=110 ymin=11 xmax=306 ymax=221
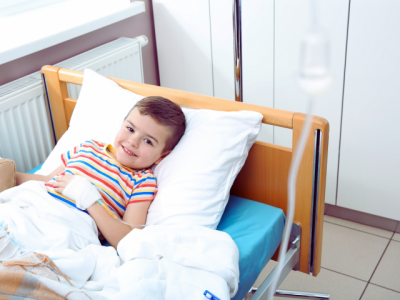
xmin=62 ymin=176 xmax=102 ymax=210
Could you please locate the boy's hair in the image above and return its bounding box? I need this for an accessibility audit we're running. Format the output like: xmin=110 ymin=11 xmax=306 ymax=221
xmin=126 ymin=96 xmax=186 ymax=153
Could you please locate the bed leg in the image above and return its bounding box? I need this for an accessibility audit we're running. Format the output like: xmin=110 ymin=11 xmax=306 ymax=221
xmin=249 ymin=224 xmax=301 ymax=300
xmin=247 ymin=224 xmax=330 ymax=300
xmin=274 ymin=290 xmax=329 ymax=299
xmin=248 ymin=288 xmax=329 ymax=300
xmin=248 ymin=247 xmax=299 ymax=300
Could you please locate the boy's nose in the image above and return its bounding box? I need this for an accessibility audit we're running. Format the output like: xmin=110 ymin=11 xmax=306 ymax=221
xmin=128 ymin=136 xmax=140 ymax=148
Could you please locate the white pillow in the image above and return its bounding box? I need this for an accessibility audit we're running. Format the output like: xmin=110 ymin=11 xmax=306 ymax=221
xmin=38 ymin=69 xmax=262 ymax=229
xmin=37 ymin=69 xmax=144 ymax=175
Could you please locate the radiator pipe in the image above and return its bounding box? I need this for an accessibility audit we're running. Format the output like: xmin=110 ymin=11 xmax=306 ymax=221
xmin=135 ymin=35 xmax=149 ymax=48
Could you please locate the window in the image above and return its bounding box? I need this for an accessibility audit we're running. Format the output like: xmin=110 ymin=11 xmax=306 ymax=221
xmin=0 ymin=0 xmax=142 ymax=65
xmin=0 ymin=0 xmax=66 ymax=17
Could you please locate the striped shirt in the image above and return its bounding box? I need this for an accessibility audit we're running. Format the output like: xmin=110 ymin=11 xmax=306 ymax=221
xmin=45 ymin=140 xmax=157 ymax=218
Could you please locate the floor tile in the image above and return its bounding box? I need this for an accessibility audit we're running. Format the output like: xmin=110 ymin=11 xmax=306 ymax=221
xmin=393 ymin=233 xmax=400 ymax=242
xmin=324 ymin=215 xmax=393 ymax=238
xmin=322 ymin=222 xmax=389 ymax=281
xmin=253 ymin=260 xmax=275 ymax=288
xmin=252 ymin=260 xmax=367 ymax=300
xmin=371 ymin=240 xmax=400 ymax=292
xmin=361 ymin=284 xmax=400 ymax=300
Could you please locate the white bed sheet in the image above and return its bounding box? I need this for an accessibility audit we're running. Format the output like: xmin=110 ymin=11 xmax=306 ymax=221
xmin=0 ymin=181 xmax=239 ymax=300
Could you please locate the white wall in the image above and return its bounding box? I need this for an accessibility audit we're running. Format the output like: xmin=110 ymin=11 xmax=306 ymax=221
xmin=152 ymin=0 xmax=400 ymax=219
xmin=337 ymin=0 xmax=400 ymax=220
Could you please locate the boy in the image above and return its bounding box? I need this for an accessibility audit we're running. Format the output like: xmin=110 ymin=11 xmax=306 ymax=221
xmin=15 ymin=96 xmax=186 ymax=248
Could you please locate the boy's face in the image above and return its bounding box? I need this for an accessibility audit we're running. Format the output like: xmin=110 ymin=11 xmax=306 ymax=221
xmin=113 ymin=108 xmax=171 ymax=170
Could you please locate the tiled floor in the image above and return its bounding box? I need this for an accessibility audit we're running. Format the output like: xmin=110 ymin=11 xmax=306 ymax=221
xmin=251 ymin=215 xmax=400 ymax=300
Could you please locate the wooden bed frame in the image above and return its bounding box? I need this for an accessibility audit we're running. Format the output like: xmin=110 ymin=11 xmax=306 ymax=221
xmin=41 ymin=65 xmax=329 ymax=278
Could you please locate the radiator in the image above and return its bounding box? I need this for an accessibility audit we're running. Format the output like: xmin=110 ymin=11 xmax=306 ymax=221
xmin=0 ymin=36 xmax=147 ymax=172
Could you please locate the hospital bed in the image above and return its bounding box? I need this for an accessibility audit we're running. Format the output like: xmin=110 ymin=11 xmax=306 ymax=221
xmin=38 ymin=65 xmax=329 ymax=300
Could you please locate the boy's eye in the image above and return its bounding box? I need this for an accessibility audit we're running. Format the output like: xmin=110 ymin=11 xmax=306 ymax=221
xmin=145 ymin=139 xmax=153 ymax=146
xmin=127 ymin=126 xmax=134 ymax=133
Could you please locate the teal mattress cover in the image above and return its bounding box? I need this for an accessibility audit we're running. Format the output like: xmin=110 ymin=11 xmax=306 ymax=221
xmin=27 ymin=165 xmax=285 ymax=300
xmin=217 ymin=195 xmax=285 ymax=300
xmin=26 ymin=163 xmax=44 ymax=174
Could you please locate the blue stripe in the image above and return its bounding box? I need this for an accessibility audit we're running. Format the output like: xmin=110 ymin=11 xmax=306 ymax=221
xmin=76 ymin=140 xmax=137 ymax=178
xmin=102 ymin=189 xmax=126 ymax=211
xmin=66 ymin=142 xmax=83 ymax=160
xmin=134 ymin=177 xmax=156 ymax=189
xmin=69 ymin=159 xmax=131 ymax=199
xmin=77 ymin=149 xmax=134 ymax=179
xmin=63 ymin=169 xmax=125 ymax=211
xmin=57 ymin=140 xmax=157 ymax=216
xmin=86 ymin=140 xmax=96 ymax=146
xmin=80 ymin=145 xmax=133 ymax=178
xmin=132 ymin=191 xmax=155 ymax=196
xmin=103 ymin=199 xmax=121 ymax=215
xmin=79 ymin=141 xmax=156 ymax=182
xmin=65 ymin=170 xmax=74 ymax=175
xmin=48 ymin=192 xmax=89 ymax=215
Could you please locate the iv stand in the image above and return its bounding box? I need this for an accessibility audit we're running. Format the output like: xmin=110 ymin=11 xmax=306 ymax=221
xmin=233 ymin=0 xmax=243 ymax=102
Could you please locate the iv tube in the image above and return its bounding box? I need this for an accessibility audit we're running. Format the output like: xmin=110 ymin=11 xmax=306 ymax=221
xmin=266 ymin=0 xmax=331 ymax=298
xmin=267 ymin=98 xmax=316 ymax=299
xmin=97 ymin=199 xmax=148 ymax=228
xmin=117 ymin=218 xmax=147 ymax=228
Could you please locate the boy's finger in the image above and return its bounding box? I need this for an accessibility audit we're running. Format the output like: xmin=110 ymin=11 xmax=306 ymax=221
xmin=57 ymin=175 xmax=74 ymax=183
xmin=54 ymin=187 xmax=64 ymax=194
xmin=55 ymin=176 xmax=67 ymax=182
xmin=54 ymin=181 xmax=67 ymax=188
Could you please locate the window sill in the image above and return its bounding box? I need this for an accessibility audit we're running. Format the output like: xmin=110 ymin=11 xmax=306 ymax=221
xmin=0 ymin=1 xmax=145 ymax=65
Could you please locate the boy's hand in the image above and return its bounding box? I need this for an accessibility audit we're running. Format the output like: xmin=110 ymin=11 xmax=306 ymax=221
xmin=58 ymin=175 xmax=102 ymax=210
xmin=53 ymin=175 xmax=74 ymax=194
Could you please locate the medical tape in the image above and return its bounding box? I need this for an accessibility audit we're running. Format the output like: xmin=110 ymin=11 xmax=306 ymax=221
xmin=62 ymin=175 xmax=101 ymax=210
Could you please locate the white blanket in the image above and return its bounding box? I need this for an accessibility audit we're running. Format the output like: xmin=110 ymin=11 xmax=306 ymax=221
xmin=0 ymin=181 xmax=240 ymax=300
xmin=0 ymin=181 xmax=120 ymax=292
xmin=104 ymin=225 xmax=240 ymax=300
xmin=0 ymin=181 xmax=99 ymax=252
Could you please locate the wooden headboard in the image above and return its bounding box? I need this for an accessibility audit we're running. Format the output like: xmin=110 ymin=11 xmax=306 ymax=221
xmin=41 ymin=65 xmax=329 ymax=276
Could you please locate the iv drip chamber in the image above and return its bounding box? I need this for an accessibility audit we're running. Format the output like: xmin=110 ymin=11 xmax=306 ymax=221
xmin=298 ymin=31 xmax=332 ymax=96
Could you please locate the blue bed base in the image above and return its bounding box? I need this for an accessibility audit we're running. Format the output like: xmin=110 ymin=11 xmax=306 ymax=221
xmin=27 ymin=164 xmax=285 ymax=300
xmin=218 ymin=195 xmax=285 ymax=300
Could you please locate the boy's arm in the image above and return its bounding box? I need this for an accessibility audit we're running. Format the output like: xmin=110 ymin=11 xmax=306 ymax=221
xmin=87 ymin=201 xmax=151 ymax=248
xmin=16 ymin=164 xmax=64 ymax=186
xmin=52 ymin=174 xmax=152 ymax=248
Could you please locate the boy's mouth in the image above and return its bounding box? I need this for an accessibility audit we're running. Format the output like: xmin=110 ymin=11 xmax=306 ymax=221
xmin=122 ymin=145 xmax=136 ymax=156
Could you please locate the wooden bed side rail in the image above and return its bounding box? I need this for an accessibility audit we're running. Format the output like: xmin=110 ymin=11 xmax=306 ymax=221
xmin=232 ymin=115 xmax=329 ymax=276
xmin=41 ymin=65 xmax=329 ymax=276
xmin=293 ymin=114 xmax=328 ymax=276
xmin=41 ymin=66 xmax=295 ymax=141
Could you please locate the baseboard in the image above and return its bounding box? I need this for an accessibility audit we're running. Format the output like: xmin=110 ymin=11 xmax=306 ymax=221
xmin=325 ymin=203 xmax=400 ymax=233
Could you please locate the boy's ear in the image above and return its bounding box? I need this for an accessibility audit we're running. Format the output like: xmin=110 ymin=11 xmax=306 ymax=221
xmin=154 ymin=151 xmax=171 ymax=165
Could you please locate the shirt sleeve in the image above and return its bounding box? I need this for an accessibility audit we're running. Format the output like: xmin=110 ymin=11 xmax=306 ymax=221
xmin=127 ymin=173 xmax=158 ymax=205
xmin=60 ymin=142 xmax=84 ymax=167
